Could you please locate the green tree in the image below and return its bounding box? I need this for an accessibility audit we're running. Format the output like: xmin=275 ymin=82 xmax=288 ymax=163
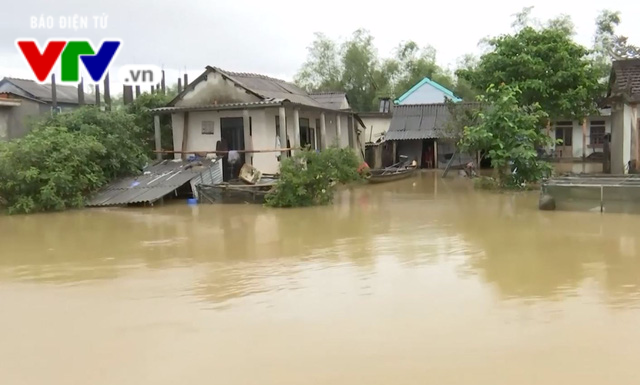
xmin=459 ymin=84 xmax=553 ymax=187
xmin=125 ymin=92 xmax=174 ymax=157
xmin=457 ymin=19 xmax=604 ymax=121
xmin=0 ymin=126 xmax=107 ymax=214
xmin=294 ymin=32 xmax=343 ymax=92
xmin=294 ymin=30 xmax=468 ymax=110
xmin=592 ymin=10 xmax=640 ymax=81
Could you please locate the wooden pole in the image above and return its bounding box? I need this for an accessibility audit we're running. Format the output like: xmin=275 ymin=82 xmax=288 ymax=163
xmin=135 ymin=85 xmax=141 ymax=98
xmin=77 ymin=77 xmax=85 ymax=105
xmin=183 ymin=73 xmax=188 ymax=89
xmin=242 ymin=109 xmax=252 ymax=164
xmin=51 ymin=74 xmax=58 ymax=112
xmin=95 ymin=84 xmax=101 ymax=108
xmin=582 ymin=118 xmax=587 ymax=160
xmin=336 ymin=114 xmax=342 ymax=147
xmin=154 ymin=115 xmax=162 ymax=161
xmin=293 ymin=108 xmax=300 ymax=155
xmin=278 ymin=106 xmax=287 ymax=158
xmin=320 ymin=112 xmax=327 ymax=150
xmin=151 ymin=85 xmax=155 ymax=94
xmin=123 ymin=85 xmax=134 ymax=105
xmin=103 ymin=72 xmax=111 ymax=111
xmin=161 ymin=70 xmax=166 ymax=94
xmin=181 ymin=112 xmax=190 ymax=160
xmin=177 ymin=78 xmax=182 ymax=93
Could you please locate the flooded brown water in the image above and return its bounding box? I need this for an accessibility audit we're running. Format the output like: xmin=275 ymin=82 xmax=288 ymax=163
xmin=1 ymin=170 xmax=639 ymax=385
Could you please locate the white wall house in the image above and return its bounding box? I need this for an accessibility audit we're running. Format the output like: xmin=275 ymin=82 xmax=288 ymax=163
xmin=548 ymin=112 xmax=612 ymax=159
xmin=607 ymin=59 xmax=640 ymax=174
xmin=152 ymin=66 xmax=364 ymax=178
xmin=394 ymin=78 xmax=462 ymax=105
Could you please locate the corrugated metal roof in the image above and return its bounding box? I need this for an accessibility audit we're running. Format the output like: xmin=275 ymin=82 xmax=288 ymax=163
xmin=85 ymin=158 xmax=223 ymax=207
xmin=611 ymin=59 xmax=640 ymax=101
xmin=0 ymin=77 xmax=92 ymax=105
xmin=386 ymin=104 xmax=455 ymax=141
xmin=151 ymin=100 xmax=284 ymax=113
xmin=309 ymin=92 xmax=350 ymax=110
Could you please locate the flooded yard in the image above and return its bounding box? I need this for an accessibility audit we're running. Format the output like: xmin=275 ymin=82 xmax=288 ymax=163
xmin=1 ymin=171 xmax=639 ymax=385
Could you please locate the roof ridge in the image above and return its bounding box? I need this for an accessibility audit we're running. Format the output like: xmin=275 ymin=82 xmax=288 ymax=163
xmin=216 ymin=68 xmax=290 ymax=83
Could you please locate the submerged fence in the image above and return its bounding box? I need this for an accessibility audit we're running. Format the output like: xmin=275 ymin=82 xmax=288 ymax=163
xmin=542 ymin=175 xmax=640 ymax=213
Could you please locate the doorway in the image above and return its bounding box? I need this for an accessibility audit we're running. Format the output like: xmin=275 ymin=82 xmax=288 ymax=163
xmin=555 ymin=122 xmax=573 ymax=158
xmin=421 ymin=139 xmax=436 ymax=168
xmin=220 ymin=117 xmax=245 ymax=181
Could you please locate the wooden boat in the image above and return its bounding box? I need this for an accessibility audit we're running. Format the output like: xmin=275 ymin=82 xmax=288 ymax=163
xmin=196 ymin=177 xmax=278 ymax=204
xmin=366 ymin=156 xmax=418 ymax=184
xmin=366 ymin=166 xmax=417 ymax=184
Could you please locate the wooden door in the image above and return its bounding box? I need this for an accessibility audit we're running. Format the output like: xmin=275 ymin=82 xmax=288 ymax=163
xmin=555 ymin=122 xmax=573 ymax=158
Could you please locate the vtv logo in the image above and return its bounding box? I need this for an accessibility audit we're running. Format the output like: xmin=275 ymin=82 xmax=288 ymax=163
xmin=16 ymin=39 xmax=121 ymax=83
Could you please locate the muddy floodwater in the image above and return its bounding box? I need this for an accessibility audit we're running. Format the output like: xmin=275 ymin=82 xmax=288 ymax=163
xmin=1 ymin=171 xmax=639 ymax=385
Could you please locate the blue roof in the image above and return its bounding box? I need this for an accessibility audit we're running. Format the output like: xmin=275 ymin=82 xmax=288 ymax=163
xmin=394 ymin=77 xmax=462 ymax=104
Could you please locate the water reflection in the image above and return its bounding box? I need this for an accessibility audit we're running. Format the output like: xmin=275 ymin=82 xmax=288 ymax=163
xmin=0 ymin=170 xmax=639 ymax=308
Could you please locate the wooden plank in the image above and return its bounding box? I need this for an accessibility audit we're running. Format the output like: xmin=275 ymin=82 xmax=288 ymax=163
xmin=51 ymin=74 xmax=57 ymax=112
xmin=103 ymin=72 xmax=111 ymax=111
xmin=78 ymin=77 xmax=85 ymax=105
xmin=154 ymin=115 xmax=162 ymax=160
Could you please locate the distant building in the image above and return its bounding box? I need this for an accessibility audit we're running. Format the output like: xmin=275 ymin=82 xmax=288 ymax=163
xmin=360 ymin=97 xmax=393 ymax=144
xmin=151 ymin=66 xmax=365 ymax=177
xmin=606 ymin=59 xmax=640 ymax=173
xmin=394 ymin=78 xmax=462 ymax=105
xmin=0 ymin=77 xmax=91 ymax=140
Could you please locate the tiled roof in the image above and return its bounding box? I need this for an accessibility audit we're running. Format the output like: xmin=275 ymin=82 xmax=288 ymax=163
xmin=212 ymin=67 xmax=325 ymax=108
xmin=610 ymin=59 xmax=640 ymax=102
xmin=309 ymin=91 xmax=350 ymax=110
xmin=0 ymin=77 xmax=91 ymax=105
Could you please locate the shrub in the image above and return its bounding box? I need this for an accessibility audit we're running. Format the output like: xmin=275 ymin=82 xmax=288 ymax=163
xmin=0 ymin=126 xmax=106 ymax=214
xmin=0 ymin=107 xmax=149 ymax=214
xmin=265 ymin=146 xmax=364 ymax=208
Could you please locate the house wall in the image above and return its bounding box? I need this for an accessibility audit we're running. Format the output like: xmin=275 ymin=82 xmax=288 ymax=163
xmin=172 ymin=107 xmax=355 ymax=174
xmin=0 ymin=108 xmax=9 ymax=139
xmin=3 ymin=98 xmax=42 ymax=139
xmin=398 ymin=84 xmax=451 ymax=105
xmin=360 ymin=116 xmax=391 ymax=143
xmin=547 ymin=116 xmax=612 ymax=158
xmin=396 ymin=140 xmax=422 ymax=164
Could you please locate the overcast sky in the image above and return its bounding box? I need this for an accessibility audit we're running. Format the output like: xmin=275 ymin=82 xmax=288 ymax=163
xmin=1 ymin=0 xmax=639 ymax=92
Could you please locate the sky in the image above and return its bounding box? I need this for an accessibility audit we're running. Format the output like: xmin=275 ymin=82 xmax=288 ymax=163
xmin=1 ymin=0 xmax=639 ymax=94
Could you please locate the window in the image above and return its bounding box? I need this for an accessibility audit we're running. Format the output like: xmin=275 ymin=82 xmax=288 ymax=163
xmin=379 ymin=98 xmax=391 ymax=113
xmin=589 ymin=120 xmax=606 ymax=146
xmin=201 ymin=120 xmax=215 ymax=135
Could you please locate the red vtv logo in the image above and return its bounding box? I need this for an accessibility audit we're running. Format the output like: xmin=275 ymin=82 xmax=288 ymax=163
xmin=15 ymin=39 xmax=121 ymax=83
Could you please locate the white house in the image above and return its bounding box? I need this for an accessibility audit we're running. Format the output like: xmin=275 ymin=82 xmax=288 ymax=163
xmin=606 ymin=59 xmax=640 ymax=173
xmin=394 ymin=77 xmax=462 ymax=105
xmin=151 ymin=66 xmax=364 ymax=179
xmin=547 ymin=112 xmax=612 ymax=159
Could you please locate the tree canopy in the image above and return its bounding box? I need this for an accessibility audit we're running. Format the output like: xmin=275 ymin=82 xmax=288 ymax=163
xmin=457 ymin=19 xmax=604 ymax=120
xmin=294 ymin=29 xmax=476 ymax=111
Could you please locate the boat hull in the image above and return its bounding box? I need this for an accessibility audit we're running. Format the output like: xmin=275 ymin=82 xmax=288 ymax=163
xmin=367 ymin=168 xmax=417 ymax=184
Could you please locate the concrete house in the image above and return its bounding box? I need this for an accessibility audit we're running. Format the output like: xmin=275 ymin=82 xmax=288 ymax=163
xmin=152 ymin=66 xmax=364 ymax=178
xmin=394 ymin=78 xmax=462 ymax=105
xmin=0 ymin=77 xmax=90 ymax=140
xmin=546 ymin=111 xmax=612 ymax=160
xmin=360 ymin=97 xmax=393 ymax=144
xmin=606 ymin=58 xmax=640 ymax=173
